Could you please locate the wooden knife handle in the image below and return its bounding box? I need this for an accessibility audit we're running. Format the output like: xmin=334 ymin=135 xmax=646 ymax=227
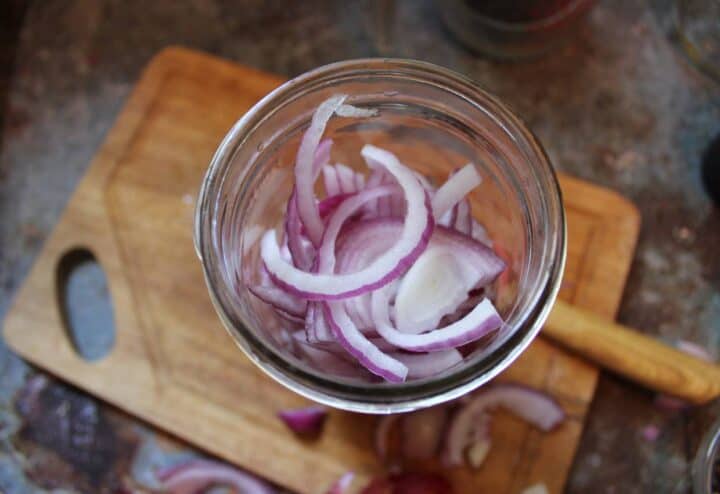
xmin=544 ymin=300 xmax=720 ymax=405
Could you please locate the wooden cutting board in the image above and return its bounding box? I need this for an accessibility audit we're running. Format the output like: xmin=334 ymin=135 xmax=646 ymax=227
xmin=3 ymin=47 xmax=640 ymax=494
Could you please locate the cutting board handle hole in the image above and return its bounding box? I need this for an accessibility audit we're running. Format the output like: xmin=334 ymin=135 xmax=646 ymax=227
xmin=56 ymin=248 xmax=116 ymax=362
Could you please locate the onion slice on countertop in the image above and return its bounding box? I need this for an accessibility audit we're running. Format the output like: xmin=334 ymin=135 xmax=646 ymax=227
xmin=278 ymin=406 xmax=327 ymax=436
xmin=157 ymin=459 xmax=276 ymax=494
xmin=431 ymin=164 xmax=481 ymax=220
xmin=294 ymin=95 xmax=347 ymax=246
xmin=443 ymin=384 xmax=565 ymax=466
xmin=262 ymin=145 xmax=433 ymax=300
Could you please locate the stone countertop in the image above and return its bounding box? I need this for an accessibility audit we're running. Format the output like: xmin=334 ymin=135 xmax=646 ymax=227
xmin=1 ymin=0 xmax=718 ymax=492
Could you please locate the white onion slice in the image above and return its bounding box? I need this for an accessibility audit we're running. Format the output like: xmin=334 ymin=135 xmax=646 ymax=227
xmin=431 ymin=164 xmax=482 ymax=220
xmin=295 ymin=94 xmax=347 ymax=246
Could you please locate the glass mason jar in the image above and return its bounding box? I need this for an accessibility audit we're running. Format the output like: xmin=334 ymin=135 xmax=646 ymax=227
xmin=194 ymin=59 xmax=566 ymax=414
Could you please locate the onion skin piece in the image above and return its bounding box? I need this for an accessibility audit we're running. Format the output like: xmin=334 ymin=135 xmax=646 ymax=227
xmin=277 ymin=406 xmax=327 ymax=437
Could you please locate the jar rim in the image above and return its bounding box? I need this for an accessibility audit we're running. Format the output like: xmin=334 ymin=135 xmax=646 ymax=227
xmin=195 ymin=58 xmax=567 ymax=413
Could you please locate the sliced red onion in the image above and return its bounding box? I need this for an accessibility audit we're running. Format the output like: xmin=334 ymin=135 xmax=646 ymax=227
xmin=431 ymin=164 xmax=481 ymax=220
xmin=318 ymin=193 xmax=352 ymax=220
xmin=375 ymin=415 xmax=400 ymax=460
xmin=248 ymin=284 xmax=307 ymax=317
xmin=336 ymin=219 xmax=505 ymax=291
xmin=453 ymin=199 xmax=472 ymax=235
xmin=284 ymin=138 xmax=335 ymax=269
xmin=275 ymin=309 xmax=305 ymax=325
xmin=335 ymin=164 xmax=359 ymax=193
xmin=317 ymin=185 xmax=400 ymax=274
xmin=262 ymin=145 xmax=433 ymax=300
xmin=295 ymin=95 xmax=347 ymax=246
xmin=296 ymin=340 xmax=369 ymax=378
xmin=284 ymin=188 xmax=315 ymax=270
xmin=400 ymin=406 xmax=448 ymax=460
xmin=323 ymin=166 xmax=341 ymax=197
xmin=278 ymin=406 xmax=327 ymax=436
xmin=394 ymin=247 xmax=473 ymax=333
xmin=391 ymin=349 xmax=464 ymax=378
xmin=443 ymin=384 xmax=564 ymax=466
xmin=314 ymin=138 xmax=334 ymax=177
xmin=414 ymin=170 xmax=436 ymax=195
xmin=305 ymin=302 xmax=334 ymax=342
xmin=471 ymin=219 xmax=493 ymax=247
xmin=157 ymin=459 xmax=275 ymax=494
xmin=324 ymin=301 xmax=408 ymax=382
xmin=372 ymin=286 xmax=502 ymax=353
xmin=363 ymin=168 xmax=388 ymax=216
xmin=316 ymin=182 xmax=411 ymax=380
xmin=325 ymin=472 xmax=355 ymax=494
xmin=354 ymin=169 xmax=366 ymax=191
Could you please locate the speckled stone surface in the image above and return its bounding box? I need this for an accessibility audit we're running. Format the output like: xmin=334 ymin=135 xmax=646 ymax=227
xmin=0 ymin=1 xmax=718 ymax=492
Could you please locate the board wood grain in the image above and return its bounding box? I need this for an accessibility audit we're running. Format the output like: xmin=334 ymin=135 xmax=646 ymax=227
xmin=3 ymin=47 xmax=640 ymax=494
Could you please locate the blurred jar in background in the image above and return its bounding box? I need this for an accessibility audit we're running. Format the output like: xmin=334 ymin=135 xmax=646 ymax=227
xmin=438 ymin=0 xmax=596 ymax=60
xmin=677 ymin=0 xmax=720 ymax=82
